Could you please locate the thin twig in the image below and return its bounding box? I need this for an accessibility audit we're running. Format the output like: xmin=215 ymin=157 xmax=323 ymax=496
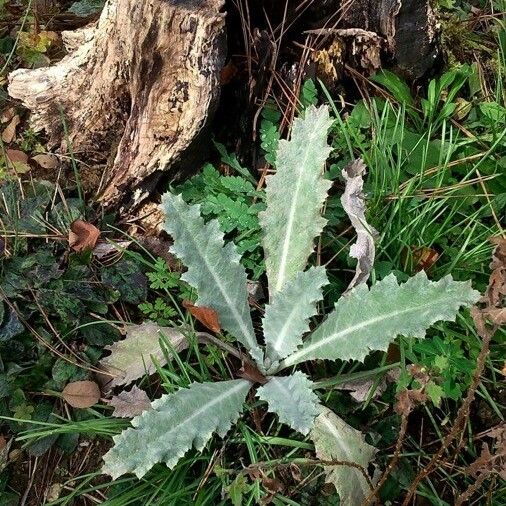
xmin=363 ymin=412 xmax=409 ymax=505
xmin=402 ymin=308 xmax=494 ymax=505
xmin=242 ymin=457 xmax=374 ymax=491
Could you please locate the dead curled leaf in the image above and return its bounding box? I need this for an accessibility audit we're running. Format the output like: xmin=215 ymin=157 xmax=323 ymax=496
xmin=68 ymin=219 xmax=100 ymax=252
xmin=182 ymin=300 xmax=221 ymax=333
xmin=394 ymin=388 xmax=427 ymax=417
xmin=341 ymin=159 xmax=378 ymax=295
xmin=237 ymin=361 xmax=268 ymax=385
xmin=336 ymin=369 xmax=400 ymax=402
xmin=62 ymin=380 xmax=101 ymax=408
xmin=105 ymin=385 xmax=152 ymax=418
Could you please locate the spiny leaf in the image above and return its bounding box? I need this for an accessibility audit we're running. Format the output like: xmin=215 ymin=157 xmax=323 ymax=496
xmin=161 ymin=193 xmax=262 ymax=364
xmin=263 ymin=266 xmax=328 ymax=369
xmin=260 ymin=105 xmax=333 ymax=295
xmin=102 ymin=379 xmax=251 ymax=479
xmin=257 ymin=371 xmax=320 ymax=435
xmin=311 ymin=407 xmax=377 ymax=506
xmin=279 ymin=271 xmax=480 ymax=370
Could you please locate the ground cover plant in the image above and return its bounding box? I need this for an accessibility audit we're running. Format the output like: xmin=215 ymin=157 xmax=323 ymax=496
xmin=101 ymin=106 xmax=480 ymax=504
xmin=0 ymin=0 xmax=504 ymax=505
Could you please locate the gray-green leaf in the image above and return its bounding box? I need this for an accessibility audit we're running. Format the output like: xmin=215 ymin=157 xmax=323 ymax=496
xmin=263 ymin=266 xmax=328 ymax=369
xmin=311 ymin=406 xmax=377 ymax=506
xmin=102 ymin=379 xmax=251 ymax=479
xmin=260 ymin=105 xmax=333 ymax=295
xmin=161 ymin=193 xmax=262 ymax=364
xmin=279 ymin=271 xmax=480 ymax=369
xmin=257 ymin=371 xmax=320 ymax=435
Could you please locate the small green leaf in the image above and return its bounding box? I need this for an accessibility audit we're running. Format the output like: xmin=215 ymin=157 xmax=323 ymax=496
xmin=426 ymin=382 xmax=444 ymax=406
xmin=227 ymin=474 xmax=251 ymax=506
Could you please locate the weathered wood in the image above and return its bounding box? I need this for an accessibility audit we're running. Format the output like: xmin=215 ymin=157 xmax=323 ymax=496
xmin=321 ymin=0 xmax=439 ymax=79
xmin=8 ymin=0 xmax=226 ymax=207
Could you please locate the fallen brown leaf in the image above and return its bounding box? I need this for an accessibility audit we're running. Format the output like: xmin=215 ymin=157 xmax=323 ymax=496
xmin=5 ymin=149 xmax=28 ymax=164
xmin=92 ymin=239 xmax=132 ymax=260
xmin=483 ymin=307 xmax=506 ymax=326
xmin=412 ymin=246 xmax=440 ymax=272
xmin=69 ymin=219 xmax=100 ymax=252
xmin=182 ymin=300 xmax=221 ymax=333
xmin=4 ymin=149 xmax=31 ymax=174
xmin=105 ymin=385 xmax=152 ymax=418
xmin=394 ymin=388 xmax=427 ymax=416
xmin=31 ymin=153 xmax=59 ymax=169
xmin=0 ymin=107 xmax=16 ymax=124
xmin=1 ymin=115 xmax=20 ymax=143
xmin=485 ymin=237 xmax=506 ymax=307
xmin=220 ymin=61 xmax=238 ymax=84
xmin=62 ymin=380 xmax=101 ymax=408
xmin=0 ymin=435 xmax=12 ymax=473
xmin=98 ymin=322 xmax=192 ymax=389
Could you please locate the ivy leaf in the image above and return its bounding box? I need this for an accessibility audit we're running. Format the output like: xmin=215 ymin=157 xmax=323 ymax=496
xmin=311 ymin=407 xmax=377 ymax=506
xmin=68 ymin=0 xmax=105 ymax=16
xmin=102 ymin=379 xmax=252 ymax=479
xmin=257 ymin=371 xmax=320 ymax=435
xmin=260 ymin=105 xmax=332 ymax=294
xmin=0 ymin=307 xmax=24 ymax=342
xmin=101 ymin=259 xmax=147 ymax=304
xmin=279 ymin=272 xmax=480 ymax=370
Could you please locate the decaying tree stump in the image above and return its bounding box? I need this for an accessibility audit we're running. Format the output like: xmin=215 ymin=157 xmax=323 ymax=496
xmin=8 ymin=0 xmax=438 ymax=211
xmin=8 ymin=0 xmax=226 ymax=207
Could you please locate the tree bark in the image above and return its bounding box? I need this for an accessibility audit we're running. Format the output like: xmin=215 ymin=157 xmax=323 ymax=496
xmin=8 ymin=0 xmax=226 ymax=207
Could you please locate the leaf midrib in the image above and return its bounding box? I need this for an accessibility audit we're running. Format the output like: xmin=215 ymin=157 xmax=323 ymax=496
xmin=273 ymin=125 xmax=325 ymax=293
xmin=178 ymin=213 xmax=256 ymax=350
xmin=281 ymin=296 xmax=449 ymax=369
